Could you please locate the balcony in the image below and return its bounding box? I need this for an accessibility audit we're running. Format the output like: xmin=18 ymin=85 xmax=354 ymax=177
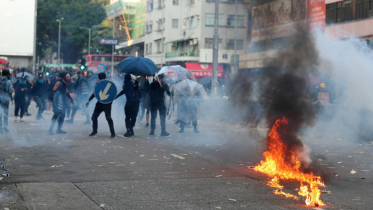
xmin=165 ymin=50 xmax=199 ymax=58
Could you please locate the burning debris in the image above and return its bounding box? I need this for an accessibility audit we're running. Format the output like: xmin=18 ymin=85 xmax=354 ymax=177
xmin=254 ymin=118 xmax=325 ymax=206
xmin=251 ymin=25 xmax=325 ymax=207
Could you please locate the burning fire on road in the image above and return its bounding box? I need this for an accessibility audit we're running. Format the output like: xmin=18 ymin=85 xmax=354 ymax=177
xmin=254 ymin=117 xmax=325 ymax=206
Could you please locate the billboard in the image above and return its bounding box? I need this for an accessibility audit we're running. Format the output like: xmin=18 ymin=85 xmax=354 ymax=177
xmin=251 ymin=0 xmax=307 ymax=42
xmin=307 ymin=0 xmax=326 ymax=31
xmin=0 ymin=0 xmax=36 ymax=56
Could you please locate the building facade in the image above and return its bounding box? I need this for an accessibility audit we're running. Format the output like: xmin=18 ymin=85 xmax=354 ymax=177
xmin=324 ymin=0 xmax=373 ymax=41
xmin=114 ymin=0 xmax=248 ymax=78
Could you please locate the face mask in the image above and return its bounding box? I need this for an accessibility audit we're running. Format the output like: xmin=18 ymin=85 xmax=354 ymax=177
xmin=65 ymin=74 xmax=71 ymax=82
xmin=19 ymin=80 xmax=26 ymax=85
xmin=38 ymin=79 xmax=44 ymax=84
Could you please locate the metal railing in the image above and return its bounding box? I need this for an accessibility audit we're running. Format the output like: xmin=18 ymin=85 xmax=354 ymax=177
xmin=165 ymin=50 xmax=200 ymax=58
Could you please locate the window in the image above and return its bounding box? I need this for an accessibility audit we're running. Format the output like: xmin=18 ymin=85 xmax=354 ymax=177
xmin=146 ymin=21 xmax=153 ymax=33
xmin=158 ymin=0 xmax=163 ymax=9
xmin=173 ymin=0 xmax=179 ymax=5
xmin=145 ymin=44 xmax=149 ymax=54
xmin=326 ymin=1 xmax=373 ymax=25
xmin=147 ymin=0 xmax=153 ymax=12
xmin=189 ymin=0 xmax=195 ymax=4
xmin=227 ymin=15 xmax=245 ymax=27
xmin=157 ymin=19 xmax=164 ymax=31
xmin=205 ymin=38 xmax=223 ymax=49
xmin=226 ymin=39 xmax=244 ymax=50
xmin=205 ymin=14 xmax=223 ymax=26
xmin=172 ymin=19 xmax=179 ymax=28
xmin=149 ymin=43 xmax=152 ymax=54
xmin=190 ymin=17 xmax=195 ymax=28
xmin=155 ymin=39 xmax=163 ymax=53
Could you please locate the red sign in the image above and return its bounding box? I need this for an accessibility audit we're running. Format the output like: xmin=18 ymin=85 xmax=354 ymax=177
xmin=307 ymin=0 xmax=326 ymax=31
xmin=185 ymin=63 xmax=224 ymax=78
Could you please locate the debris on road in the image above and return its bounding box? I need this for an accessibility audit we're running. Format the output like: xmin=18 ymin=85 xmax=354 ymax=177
xmin=350 ymin=169 xmax=357 ymax=174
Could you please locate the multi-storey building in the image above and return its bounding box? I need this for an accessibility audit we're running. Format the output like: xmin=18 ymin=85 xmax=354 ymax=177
xmin=114 ymin=0 xmax=248 ymax=78
xmin=325 ymin=0 xmax=373 ymax=41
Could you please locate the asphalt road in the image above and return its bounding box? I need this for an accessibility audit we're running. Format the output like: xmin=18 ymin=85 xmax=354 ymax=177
xmin=0 ymin=102 xmax=372 ymax=210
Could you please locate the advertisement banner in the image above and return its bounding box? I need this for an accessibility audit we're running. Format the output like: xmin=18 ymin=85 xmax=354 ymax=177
xmin=251 ymin=0 xmax=307 ymax=42
xmin=307 ymin=0 xmax=326 ymax=31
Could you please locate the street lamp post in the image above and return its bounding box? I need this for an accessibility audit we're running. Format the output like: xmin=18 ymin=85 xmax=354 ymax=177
xmin=79 ymin=27 xmax=91 ymax=55
xmin=56 ymin=18 xmax=64 ymax=70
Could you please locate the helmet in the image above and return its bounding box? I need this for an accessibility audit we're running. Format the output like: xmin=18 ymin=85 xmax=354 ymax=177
xmin=59 ymin=71 xmax=67 ymax=78
xmin=320 ymin=83 xmax=326 ymax=88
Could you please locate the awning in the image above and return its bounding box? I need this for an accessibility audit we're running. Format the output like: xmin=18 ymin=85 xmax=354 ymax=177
xmin=186 ymin=62 xmax=224 ymax=78
xmin=0 ymin=58 xmax=8 ymax=64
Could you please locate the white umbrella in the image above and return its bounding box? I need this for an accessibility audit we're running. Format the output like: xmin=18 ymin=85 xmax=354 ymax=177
xmin=16 ymin=72 xmax=35 ymax=81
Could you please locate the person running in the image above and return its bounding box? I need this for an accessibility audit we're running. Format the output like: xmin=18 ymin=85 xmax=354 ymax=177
xmin=31 ymin=73 xmax=49 ymax=120
xmin=86 ymin=72 xmax=115 ymax=138
xmin=115 ymin=74 xmax=142 ymax=137
xmin=66 ymin=71 xmax=91 ymax=124
xmin=0 ymin=69 xmax=14 ymax=133
xmin=149 ymin=74 xmax=170 ymax=136
xmin=13 ymin=76 xmax=28 ymax=122
xmin=49 ymin=72 xmax=75 ymax=135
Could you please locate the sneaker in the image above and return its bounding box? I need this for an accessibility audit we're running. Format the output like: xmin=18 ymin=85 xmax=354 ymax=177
xmin=89 ymin=132 xmax=97 ymax=137
xmin=25 ymin=113 xmax=31 ymax=116
xmin=161 ymin=131 xmax=170 ymax=137
xmin=194 ymin=128 xmax=200 ymax=133
xmin=49 ymin=130 xmax=54 ymax=135
xmin=19 ymin=118 xmax=24 ymax=122
xmin=179 ymin=128 xmax=184 ymax=133
xmin=14 ymin=117 xmax=17 ymax=122
xmin=149 ymin=130 xmax=154 ymax=135
xmin=56 ymin=129 xmax=67 ymax=134
xmin=3 ymin=128 xmax=9 ymax=133
xmin=66 ymin=119 xmax=74 ymax=124
xmin=145 ymin=123 xmax=149 ymax=127
xmin=111 ymin=133 xmax=116 ymax=138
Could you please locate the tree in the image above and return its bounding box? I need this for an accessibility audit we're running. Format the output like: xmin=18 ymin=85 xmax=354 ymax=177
xmin=90 ymin=20 xmax=114 ymax=55
xmin=36 ymin=0 xmax=107 ymax=64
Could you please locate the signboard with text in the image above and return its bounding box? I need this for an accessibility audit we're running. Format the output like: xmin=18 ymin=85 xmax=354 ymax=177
xmin=307 ymin=0 xmax=326 ymax=31
xmin=98 ymin=38 xmax=119 ymax=45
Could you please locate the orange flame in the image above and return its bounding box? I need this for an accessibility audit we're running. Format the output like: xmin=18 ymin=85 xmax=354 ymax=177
xmin=254 ymin=117 xmax=325 ymax=207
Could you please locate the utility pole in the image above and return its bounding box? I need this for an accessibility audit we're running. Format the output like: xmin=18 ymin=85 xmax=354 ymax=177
xmin=160 ymin=1 xmax=165 ymax=68
xmin=234 ymin=0 xmax=238 ymax=75
xmin=112 ymin=14 xmax=115 ymax=78
xmin=57 ymin=18 xmax=64 ymax=70
xmin=32 ymin=0 xmax=37 ymax=75
xmin=212 ymin=0 xmax=219 ymax=96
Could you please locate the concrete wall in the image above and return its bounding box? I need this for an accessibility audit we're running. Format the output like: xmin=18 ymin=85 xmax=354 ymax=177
xmin=325 ymin=18 xmax=373 ymax=40
xmin=5 ymin=56 xmax=32 ymax=68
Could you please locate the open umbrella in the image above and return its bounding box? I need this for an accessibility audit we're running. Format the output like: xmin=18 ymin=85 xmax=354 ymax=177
xmin=16 ymin=72 xmax=35 ymax=81
xmin=173 ymin=79 xmax=204 ymax=97
xmin=158 ymin=65 xmax=196 ymax=82
xmin=118 ymin=56 xmax=158 ymax=76
xmin=0 ymin=58 xmax=8 ymax=64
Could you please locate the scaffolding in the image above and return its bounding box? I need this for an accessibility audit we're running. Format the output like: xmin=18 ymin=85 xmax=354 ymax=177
xmin=106 ymin=0 xmax=146 ymax=43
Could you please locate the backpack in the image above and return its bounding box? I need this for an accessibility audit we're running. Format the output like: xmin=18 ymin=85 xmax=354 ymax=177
xmin=0 ymin=77 xmax=7 ymax=95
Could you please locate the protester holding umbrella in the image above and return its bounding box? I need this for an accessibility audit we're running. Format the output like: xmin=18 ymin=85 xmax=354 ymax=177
xmin=115 ymin=74 xmax=142 ymax=137
xmin=149 ymin=74 xmax=170 ymax=136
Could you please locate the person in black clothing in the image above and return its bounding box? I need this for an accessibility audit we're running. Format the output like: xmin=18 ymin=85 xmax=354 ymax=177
xmin=49 ymin=71 xmax=75 ymax=135
xmin=86 ymin=72 xmax=115 ymax=138
xmin=13 ymin=76 xmax=28 ymax=122
xmin=31 ymin=73 xmax=49 ymax=120
xmin=67 ymin=71 xmax=91 ymax=124
xmin=24 ymin=76 xmax=32 ymax=116
xmin=115 ymin=74 xmax=142 ymax=137
xmin=149 ymin=74 xmax=170 ymax=136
